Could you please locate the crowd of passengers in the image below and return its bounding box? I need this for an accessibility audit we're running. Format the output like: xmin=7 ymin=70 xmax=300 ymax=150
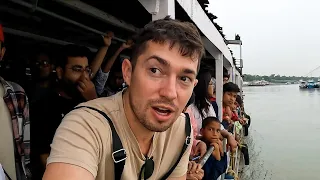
xmin=0 ymin=16 xmax=250 ymax=180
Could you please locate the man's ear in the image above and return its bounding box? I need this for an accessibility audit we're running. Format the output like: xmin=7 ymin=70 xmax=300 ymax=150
xmin=122 ymin=59 xmax=132 ymax=86
xmin=56 ymin=67 xmax=63 ymax=80
xmin=0 ymin=47 xmax=6 ymax=61
xmin=193 ymin=79 xmax=198 ymax=87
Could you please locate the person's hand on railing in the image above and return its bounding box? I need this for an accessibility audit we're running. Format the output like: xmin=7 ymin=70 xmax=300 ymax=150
xmin=193 ymin=141 xmax=207 ymax=158
xmin=102 ymin=31 xmax=114 ymax=47
xmin=210 ymin=139 xmax=223 ymax=161
xmin=226 ymin=133 xmax=238 ymax=153
xmin=239 ymin=118 xmax=245 ymax=125
xmin=187 ymin=161 xmax=204 ymax=180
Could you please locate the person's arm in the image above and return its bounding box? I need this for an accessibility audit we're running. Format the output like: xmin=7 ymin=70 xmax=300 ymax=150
xmin=90 ymin=32 xmax=113 ymax=78
xmin=168 ymin=174 xmax=187 ymax=180
xmin=40 ymin=154 xmax=49 ymax=167
xmin=93 ymin=43 xmax=123 ymax=95
xmin=102 ymin=40 xmax=133 ymax=73
xmin=43 ymin=109 xmax=108 ymax=180
xmin=221 ymin=129 xmax=237 ymax=152
xmin=43 ymin=163 xmax=94 ymax=180
xmin=94 ymin=40 xmax=133 ymax=95
xmin=94 ymin=68 xmax=110 ymax=96
xmin=186 ymin=161 xmax=204 ymax=180
xmin=210 ymin=142 xmax=221 ymax=161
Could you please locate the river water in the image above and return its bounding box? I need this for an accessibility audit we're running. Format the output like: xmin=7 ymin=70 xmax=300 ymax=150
xmin=242 ymin=84 xmax=320 ymax=180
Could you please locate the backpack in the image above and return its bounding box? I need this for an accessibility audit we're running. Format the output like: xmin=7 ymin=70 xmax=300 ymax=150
xmin=75 ymin=106 xmax=191 ymax=180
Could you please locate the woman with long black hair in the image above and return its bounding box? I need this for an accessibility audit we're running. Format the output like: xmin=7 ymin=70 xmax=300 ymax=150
xmin=189 ymin=70 xmax=216 ymax=134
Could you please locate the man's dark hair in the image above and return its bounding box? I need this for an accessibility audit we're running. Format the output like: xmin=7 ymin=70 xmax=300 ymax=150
xmin=223 ymin=82 xmax=240 ymax=93
xmin=57 ymin=44 xmax=91 ymax=68
xmin=131 ymin=16 xmax=205 ymax=72
xmin=236 ymin=95 xmax=243 ymax=106
xmin=202 ymin=116 xmax=220 ymax=128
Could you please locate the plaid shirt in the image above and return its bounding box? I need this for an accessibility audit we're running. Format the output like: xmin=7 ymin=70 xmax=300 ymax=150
xmin=0 ymin=77 xmax=31 ymax=179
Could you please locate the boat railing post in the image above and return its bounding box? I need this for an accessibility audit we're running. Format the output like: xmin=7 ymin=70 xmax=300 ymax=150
xmin=214 ymin=53 xmax=225 ymax=180
xmin=214 ymin=53 xmax=224 ymax=123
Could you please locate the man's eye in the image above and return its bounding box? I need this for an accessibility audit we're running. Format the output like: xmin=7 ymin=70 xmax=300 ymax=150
xmin=150 ymin=68 xmax=160 ymax=74
xmin=73 ymin=68 xmax=82 ymax=72
xmin=180 ymin=76 xmax=192 ymax=84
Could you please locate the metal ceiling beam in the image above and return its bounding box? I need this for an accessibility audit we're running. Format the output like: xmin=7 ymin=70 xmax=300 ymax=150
xmin=3 ymin=27 xmax=97 ymax=52
xmin=8 ymin=0 xmax=126 ymax=43
xmin=54 ymin=0 xmax=138 ymax=33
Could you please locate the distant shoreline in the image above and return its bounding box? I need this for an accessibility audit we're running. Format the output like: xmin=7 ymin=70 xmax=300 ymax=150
xmin=243 ymin=83 xmax=297 ymax=87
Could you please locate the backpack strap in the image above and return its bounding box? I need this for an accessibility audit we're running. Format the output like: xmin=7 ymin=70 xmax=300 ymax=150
xmin=74 ymin=106 xmax=126 ymax=180
xmin=2 ymin=167 xmax=12 ymax=180
xmin=160 ymin=113 xmax=192 ymax=180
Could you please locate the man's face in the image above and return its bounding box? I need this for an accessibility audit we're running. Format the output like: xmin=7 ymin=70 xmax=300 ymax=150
xmin=201 ymin=121 xmax=221 ymax=143
xmin=33 ymin=54 xmax=52 ymax=80
xmin=57 ymin=56 xmax=90 ymax=97
xmin=123 ymin=41 xmax=199 ymax=132
xmin=223 ymin=91 xmax=237 ymax=106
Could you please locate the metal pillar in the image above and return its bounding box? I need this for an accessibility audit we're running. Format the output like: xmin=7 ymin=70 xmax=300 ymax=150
xmin=215 ymin=53 xmax=224 ymax=122
xmin=228 ymin=66 xmax=234 ymax=83
xmin=54 ymin=0 xmax=138 ymax=33
xmin=138 ymin=0 xmax=175 ymax=20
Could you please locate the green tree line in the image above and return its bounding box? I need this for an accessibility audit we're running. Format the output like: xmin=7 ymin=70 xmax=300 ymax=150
xmin=243 ymin=74 xmax=319 ymax=82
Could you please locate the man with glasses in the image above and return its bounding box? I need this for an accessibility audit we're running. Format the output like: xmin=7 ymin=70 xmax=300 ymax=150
xmin=44 ymin=16 xmax=205 ymax=180
xmin=26 ymin=50 xmax=55 ymax=103
xmin=31 ymin=44 xmax=99 ymax=180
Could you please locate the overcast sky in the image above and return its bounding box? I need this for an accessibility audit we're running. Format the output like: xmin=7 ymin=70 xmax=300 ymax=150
xmin=208 ymin=0 xmax=320 ymax=76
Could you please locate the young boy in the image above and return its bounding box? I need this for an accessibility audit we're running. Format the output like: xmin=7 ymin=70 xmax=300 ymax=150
xmin=200 ymin=117 xmax=228 ymax=180
xmin=222 ymin=82 xmax=240 ymax=130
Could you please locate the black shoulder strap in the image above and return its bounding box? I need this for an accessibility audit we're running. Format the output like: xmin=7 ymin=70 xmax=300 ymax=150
xmin=160 ymin=113 xmax=192 ymax=180
xmin=74 ymin=106 xmax=126 ymax=180
xmin=2 ymin=167 xmax=12 ymax=180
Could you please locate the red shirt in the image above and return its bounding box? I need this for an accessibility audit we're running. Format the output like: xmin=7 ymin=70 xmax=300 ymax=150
xmin=231 ymin=111 xmax=239 ymax=121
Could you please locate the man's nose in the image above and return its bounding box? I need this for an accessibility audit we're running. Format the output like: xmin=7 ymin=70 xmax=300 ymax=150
xmin=159 ymin=77 xmax=178 ymax=101
xmin=80 ymin=70 xmax=89 ymax=79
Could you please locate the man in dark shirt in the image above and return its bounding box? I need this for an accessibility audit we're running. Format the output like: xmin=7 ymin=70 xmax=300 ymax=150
xmin=27 ymin=51 xmax=55 ymax=104
xmin=31 ymin=44 xmax=98 ymax=179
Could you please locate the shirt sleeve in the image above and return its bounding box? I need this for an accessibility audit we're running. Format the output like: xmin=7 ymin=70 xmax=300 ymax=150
xmin=47 ymin=109 xmax=109 ymax=178
xmin=94 ymin=68 xmax=109 ymax=95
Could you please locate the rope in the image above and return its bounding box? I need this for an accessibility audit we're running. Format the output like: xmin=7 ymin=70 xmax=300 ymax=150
xmin=227 ymin=167 xmax=239 ymax=180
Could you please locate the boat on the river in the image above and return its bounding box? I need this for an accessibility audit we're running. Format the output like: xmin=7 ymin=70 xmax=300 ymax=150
xmin=248 ymin=80 xmax=267 ymax=86
xmin=299 ymin=81 xmax=307 ymax=88
xmin=314 ymin=79 xmax=320 ymax=88
xmin=307 ymin=80 xmax=316 ymax=88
